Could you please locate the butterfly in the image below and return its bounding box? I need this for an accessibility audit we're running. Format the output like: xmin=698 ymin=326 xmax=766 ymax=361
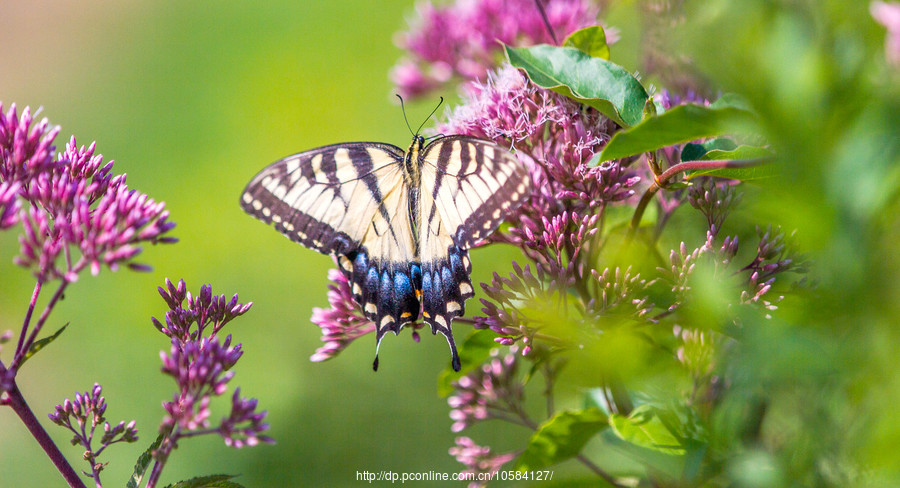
xmin=240 ymin=132 xmax=530 ymax=371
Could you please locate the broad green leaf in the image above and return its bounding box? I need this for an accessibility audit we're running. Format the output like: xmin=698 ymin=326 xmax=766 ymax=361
xmin=21 ymin=323 xmax=68 ymax=366
xmin=562 ymin=26 xmax=610 ymax=60
xmin=127 ymin=432 xmax=165 ymax=488
xmin=685 ymin=163 xmax=778 ymax=182
xmin=681 ymin=138 xmax=738 ymax=161
xmin=163 ymin=475 xmax=243 ymax=488
xmin=517 ymin=408 xmax=608 ymax=470
xmin=437 ymin=329 xmax=497 ymax=396
xmin=595 ymin=100 xmax=758 ymax=163
xmin=609 ymin=405 xmax=684 ymax=455
xmin=685 ymin=146 xmax=777 ymax=181
xmin=504 ymin=44 xmax=648 ymax=127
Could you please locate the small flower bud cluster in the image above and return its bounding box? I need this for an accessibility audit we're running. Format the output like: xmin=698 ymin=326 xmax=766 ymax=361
xmin=153 ymin=279 xmax=271 ymax=459
xmin=48 ymin=383 xmax=138 ymax=479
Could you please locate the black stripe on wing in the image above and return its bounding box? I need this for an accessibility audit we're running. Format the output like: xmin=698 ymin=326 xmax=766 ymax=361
xmin=240 ymin=142 xmax=405 ymax=256
xmin=422 ymin=136 xmax=532 ymax=250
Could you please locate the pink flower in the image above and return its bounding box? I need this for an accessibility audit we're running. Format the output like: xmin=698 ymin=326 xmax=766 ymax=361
xmin=872 ymin=1 xmax=900 ymax=66
xmin=449 ymin=436 xmax=516 ymax=488
xmin=393 ymin=0 xmax=602 ymax=97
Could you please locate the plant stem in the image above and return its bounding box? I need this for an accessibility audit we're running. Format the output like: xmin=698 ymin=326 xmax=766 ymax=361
xmin=510 ymin=404 xmax=625 ymax=487
xmin=11 ymin=280 xmax=69 ymax=370
xmin=533 ymin=0 xmax=558 ymax=45
xmin=15 ymin=280 xmax=43 ymax=357
xmin=146 ymin=459 xmax=164 ymax=488
xmin=5 ymin=383 xmax=86 ymax=488
xmin=577 ymin=454 xmax=627 ymax=488
xmin=626 ymin=157 xmax=769 ymax=244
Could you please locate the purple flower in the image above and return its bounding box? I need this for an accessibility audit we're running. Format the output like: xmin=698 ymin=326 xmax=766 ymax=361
xmin=153 ymin=278 xmax=253 ymax=343
xmin=153 ymin=279 xmax=268 ymax=456
xmin=448 ymin=351 xmax=523 ymax=432
xmin=872 ymin=1 xmax=900 ymax=66
xmin=1 ymin=106 xmax=177 ymax=283
xmin=588 ymin=266 xmax=653 ymax=318
xmin=659 ymin=233 xmax=740 ymax=299
xmin=393 ymin=0 xmax=602 ymax=97
xmin=475 ymin=263 xmax=549 ymax=351
xmin=219 ymin=388 xmax=274 ymax=448
xmin=449 ymin=436 xmax=516 ymax=488
xmin=688 ymin=179 xmax=742 ymax=238
xmin=0 ymin=181 xmax=19 ymax=229
xmin=160 ymin=335 xmax=243 ymax=431
xmin=48 ymin=383 xmax=139 ymax=480
xmin=673 ymin=325 xmax=718 ymax=379
xmin=309 ymin=268 xmax=376 ymax=362
xmin=0 ymin=103 xmax=60 ymax=184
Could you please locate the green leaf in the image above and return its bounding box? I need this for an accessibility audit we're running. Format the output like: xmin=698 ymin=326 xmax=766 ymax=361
xmin=504 ymin=44 xmax=648 ymax=127
xmin=437 ymin=329 xmax=497 ymax=396
xmin=163 ymin=475 xmax=243 ymax=488
xmin=562 ymin=26 xmax=610 ymax=60
xmin=608 ymin=405 xmax=684 ymax=455
xmin=127 ymin=432 xmax=165 ymax=488
xmin=517 ymin=408 xmax=608 ymax=470
xmin=681 ymin=138 xmax=738 ymax=161
xmin=595 ymin=99 xmax=758 ymax=163
xmin=21 ymin=322 xmax=69 ymax=366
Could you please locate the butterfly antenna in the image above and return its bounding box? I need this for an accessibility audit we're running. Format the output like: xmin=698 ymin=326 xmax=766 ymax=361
xmin=396 ymin=94 xmax=415 ymax=137
xmin=415 ymin=97 xmax=444 ymax=136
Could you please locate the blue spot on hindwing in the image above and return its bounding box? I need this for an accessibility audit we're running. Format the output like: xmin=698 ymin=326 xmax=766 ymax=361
xmin=394 ymin=271 xmax=412 ymax=296
xmin=441 ymin=266 xmax=453 ymax=291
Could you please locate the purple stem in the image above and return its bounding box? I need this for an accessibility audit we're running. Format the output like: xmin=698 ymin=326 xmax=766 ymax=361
xmin=5 ymin=383 xmax=86 ymax=488
xmin=146 ymin=457 xmax=165 ymax=488
xmin=533 ymin=0 xmax=559 ymax=45
xmin=11 ymin=280 xmax=69 ymax=370
xmin=14 ymin=281 xmax=42 ymax=358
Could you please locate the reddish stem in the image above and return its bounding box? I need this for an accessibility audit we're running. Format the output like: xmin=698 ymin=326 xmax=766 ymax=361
xmin=626 ymin=157 xmax=769 ymax=242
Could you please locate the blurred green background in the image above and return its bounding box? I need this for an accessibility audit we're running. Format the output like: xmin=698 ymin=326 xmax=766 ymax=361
xmin=0 ymin=1 xmax=531 ymax=486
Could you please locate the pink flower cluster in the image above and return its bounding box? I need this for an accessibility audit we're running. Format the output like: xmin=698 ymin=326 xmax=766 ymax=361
xmin=0 ymin=103 xmax=176 ymax=283
xmin=393 ymin=0 xmax=601 ymax=97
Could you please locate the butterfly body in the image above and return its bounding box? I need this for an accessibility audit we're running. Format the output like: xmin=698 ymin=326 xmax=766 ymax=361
xmin=241 ymin=134 xmax=530 ymax=371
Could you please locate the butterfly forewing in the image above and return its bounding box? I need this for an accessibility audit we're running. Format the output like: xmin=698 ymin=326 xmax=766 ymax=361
xmin=241 ymin=142 xmax=406 ymax=255
xmin=420 ymin=136 xmax=531 ymax=249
